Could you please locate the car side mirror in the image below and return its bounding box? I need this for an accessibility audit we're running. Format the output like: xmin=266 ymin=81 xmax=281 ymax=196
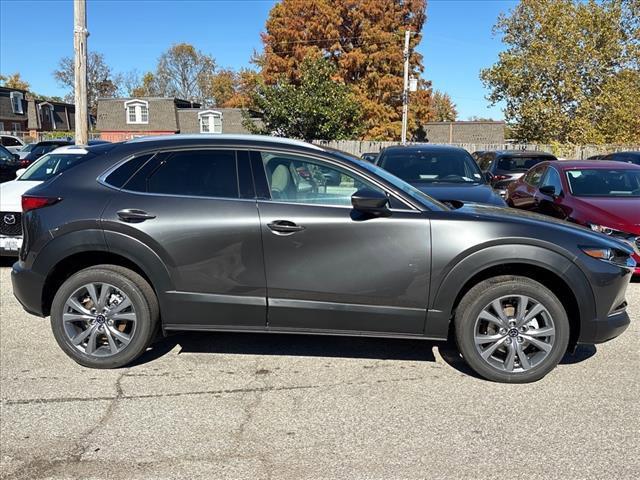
xmin=484 ymin=171 xmax=494 ymax=182
xmin=15 ymin=168 xmax=26 ymax=178
xmin=351 ymin=188 xmax=391 ymax=217
xmin=539 ymin=185 xmax=556 ymax=197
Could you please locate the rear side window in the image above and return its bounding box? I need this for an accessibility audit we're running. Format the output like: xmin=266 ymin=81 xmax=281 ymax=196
xmin=125 ymin=150 xmax=239 ymax=199
xmin=2 ymin=136 xmax=22 ymax=147
xmin=104 ymin=154 xmax=154 ymax=188
xmin=497 ymin=156 xmax=554 ymax=172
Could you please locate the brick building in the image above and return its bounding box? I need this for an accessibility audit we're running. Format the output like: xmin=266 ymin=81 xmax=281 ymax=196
xmin=0 ymin=86 xmax=77 ymax=135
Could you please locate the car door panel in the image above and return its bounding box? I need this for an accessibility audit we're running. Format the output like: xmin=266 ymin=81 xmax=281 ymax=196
xmin=101 ymin=149 xmax=267 ymax=329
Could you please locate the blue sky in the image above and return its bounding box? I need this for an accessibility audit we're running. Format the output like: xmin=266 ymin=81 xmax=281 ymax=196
xmin=0 ymin=0 xmax=516 ymax=119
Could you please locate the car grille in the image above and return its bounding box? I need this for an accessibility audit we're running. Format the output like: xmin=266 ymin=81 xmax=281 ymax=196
xmin=0 ymin=212 xmax=22 ymax=236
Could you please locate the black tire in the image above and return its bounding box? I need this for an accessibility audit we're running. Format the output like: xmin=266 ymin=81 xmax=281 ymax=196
xmin=454 ymin=275 xmax=569 ymax=383
xmin=50 ymin=265 xmax=159 ymax=368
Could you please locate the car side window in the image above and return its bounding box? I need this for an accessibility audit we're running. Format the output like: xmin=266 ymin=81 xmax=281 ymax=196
xmin=540 ymin=167 xmax=563 ymax=194
xmin=525 ymin=166 xmax=547 ymax=186
xmin=257 ymin=152 xmax=386 ymax=207
xmin=480 ymin=154 xmax=492 ymax=171
xmin=104 ymin=154 xmax=155 ymax=188
xmin=2 ymin=136 xmax=21 ymax=147
xmin=125 ymin=150 xmax=239 ymax=199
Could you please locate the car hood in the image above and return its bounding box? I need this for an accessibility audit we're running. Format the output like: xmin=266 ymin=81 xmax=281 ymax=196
xmin=0 ymin=179 xmax=42 ymax=212
xmin=455 ymin=202 xmax=635 ymax=255
xmin=413 ymin=183 xmax=506 ymax=206
xmin=572 ymin=197 xmax=640 ymax=235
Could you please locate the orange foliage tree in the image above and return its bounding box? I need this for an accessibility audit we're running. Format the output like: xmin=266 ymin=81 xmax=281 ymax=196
xmin=260 ymin=0 xmax=433 ymax=140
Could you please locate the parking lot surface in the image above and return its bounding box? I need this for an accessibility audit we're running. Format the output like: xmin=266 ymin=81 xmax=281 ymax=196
xmin=1 ymin=261 xmax=638 ymax=480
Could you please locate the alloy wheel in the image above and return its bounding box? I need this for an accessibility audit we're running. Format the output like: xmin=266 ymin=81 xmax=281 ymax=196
xmin=62 ymin=282 xmax=137 ymax=357
xmin=473 ymin=295 xmax=556 ymax=373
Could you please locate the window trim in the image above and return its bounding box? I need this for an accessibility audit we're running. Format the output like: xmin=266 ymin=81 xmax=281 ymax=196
xmin=39 ymin=102 xmax=57 ymax=130
xmin=124 ymin=99 xmax=150 ymax=125
xmin=198 ymin=110 xmax=223 ymax=134
xmin=10 ymin=91 xmax=24 ymax=114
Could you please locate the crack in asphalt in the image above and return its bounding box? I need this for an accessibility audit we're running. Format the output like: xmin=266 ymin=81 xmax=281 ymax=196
xmin=2 ymin=375 xmax=425 ymax=407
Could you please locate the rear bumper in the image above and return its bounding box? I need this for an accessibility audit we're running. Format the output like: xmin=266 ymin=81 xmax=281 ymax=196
xmin=11 ymin=261 xmax=46 ymax=317
xmin=578 ymin=309 xmax=630 ymax=344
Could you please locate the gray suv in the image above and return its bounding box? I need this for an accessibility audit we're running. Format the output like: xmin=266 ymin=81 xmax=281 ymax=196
xmin=11 ymin=135 xmax=635 ymax=382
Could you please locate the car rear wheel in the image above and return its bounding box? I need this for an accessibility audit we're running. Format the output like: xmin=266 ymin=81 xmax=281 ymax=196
xmin=454 ymin=275 xmax=569 ymax=383
xmin=50 ymin=266 xmax=158 ymax=368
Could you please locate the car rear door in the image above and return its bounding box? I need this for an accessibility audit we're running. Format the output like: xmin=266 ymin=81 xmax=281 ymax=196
xmin=250 ymin=150 xmax=431 ymax=335
xmin=101 ymin=148 xmax=266 ymax=330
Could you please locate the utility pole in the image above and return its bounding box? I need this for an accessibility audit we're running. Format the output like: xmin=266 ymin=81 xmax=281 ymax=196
xmin=401 ymin=30 xmax=411 ymax=144
xmin=74 ymin=0 xmax=88 ymax=145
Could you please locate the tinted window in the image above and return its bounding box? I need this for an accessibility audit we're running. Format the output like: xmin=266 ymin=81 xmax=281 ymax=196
xmin=2 ymin=136 xmax=21 ymax=147
xmin=104 ymin=154 xmax=155 ymax=188
xmin=259 ymin=152 xmax=384 ymax=207
xmin=541 ymin=167 xmax=563 ymax=194
xmin=135 ymin=150 xmax=239 ymax=198
xmin=566 ymin=169 xmax=640 ymax=197
xmin=379 ymin=149 xmax=483 ymax=184
xmin=496 ymin=155 xmax=555 ymax=172
xmin=19 ymin=152 xmax=93 ymax=181
xmin=0 ymin=146 xmax=14 ymax=162
xmin=479 ymin=153 xmax=493 ymax=171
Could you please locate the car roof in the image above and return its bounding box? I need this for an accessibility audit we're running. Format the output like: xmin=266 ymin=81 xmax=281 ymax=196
xmin=492 ymin=150 xmax=556 ymax=157
xmin=47 ymin=145 xmax=91 ymax=155
xmin=605 ymin=151 xmax=640 ymax=157
xmin=380 ymin=144 xmax=469 ymax=153
xmin=36 ymin=140 xmax=72 ymax=146
xmin=125 ymin=134 xmax=323 ymax=151
xmin=553 ymin=160 xmax=640 ymax=170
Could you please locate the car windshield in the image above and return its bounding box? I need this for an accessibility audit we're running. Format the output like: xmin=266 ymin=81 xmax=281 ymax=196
xmin=19 ymin=152 xmax=91 ymax=181
xmin=566 ymin=169 xmax=640 ymax=197
xmin=327 ymin=150 xmax=449 ymax=211
xmin=378 ymin=149 xmax=484 ymax=184
xmin=496 ymin=156 xmax=552 ymax=172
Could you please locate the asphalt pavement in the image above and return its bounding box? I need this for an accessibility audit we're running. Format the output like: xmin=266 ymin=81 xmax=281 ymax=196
xmin=1 ymin=260 xmax=638 ymax=480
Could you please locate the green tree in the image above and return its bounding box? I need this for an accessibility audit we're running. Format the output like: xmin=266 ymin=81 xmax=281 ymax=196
xmin=431 ymin=91 xmax=457 ymax=122
xmin=481 ymin=0 xmax=640 ymax=143
xmin=0 ymin=72 xmax=30 ymax=91
xmin=260 ymin=0 xmax=431 ymax=140
xmin=246 ymin=58 xmax=361 ymax=141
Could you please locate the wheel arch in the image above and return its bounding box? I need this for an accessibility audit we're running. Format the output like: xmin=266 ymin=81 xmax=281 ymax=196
xmin=426 ymin=244 xmax=595 ymax=348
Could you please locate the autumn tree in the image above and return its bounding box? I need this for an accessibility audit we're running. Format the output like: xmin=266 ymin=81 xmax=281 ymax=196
xmin=246 ymin=58 xmax=361 ymax=141
xmin=53 ymin=52 xmax=120 ymax=113
xmin=0 ymin=72 xmax=30 ymax=91
xmin=430 ymin=91 xmax=457 ymax=122
xmin=131 ymin=72 xmax=162 ymax=97
xmin=153 ymin=43 xmax=216 ymax=104
xmin=207 ymin=68 xmax=261 ymax=108
xmin=260 ymin=0 xmax=431 ymax=140
xmin=481 ymin=0 xmax=640 ymax=143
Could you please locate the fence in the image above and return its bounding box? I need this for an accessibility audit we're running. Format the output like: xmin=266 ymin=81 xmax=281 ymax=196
xmin=313 ymin=140 xmax=640 ymax=160
xmin=0 ymin=131 xmax=102 ymax=143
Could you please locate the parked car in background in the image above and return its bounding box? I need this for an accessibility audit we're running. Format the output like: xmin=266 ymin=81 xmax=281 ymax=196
xmin=599 ymin=151 xmax=640 ymax=165
xmin=10 ymin=135 xmax=635 ymax=382
xmin=22 ymin=140 xmax=73 ymax=164
xmin=0 ymin=134 xmax=25 ymax=153
xmin=506 ymin=160 xmax=640 ymax=276
xmin=360 ymin=152 xmax=378 ymax=163
xmin=0 ymin=145 xmax=22 ymax=183
xmin=477 ymin=150 xmax=558 ymax=198
xmin=0 ymin=145 xmax=95 ymax=256
xmin=471 ymin=150 xmax=485 ymax=162
xmin=376 ymin=144 xmax=506 ymax=206
xmin=16 ymin=143 xmax=36 ymax=160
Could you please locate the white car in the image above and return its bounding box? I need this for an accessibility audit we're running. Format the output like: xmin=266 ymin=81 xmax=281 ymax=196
xmin=0 ymin=134 xmax=25 ymax=154
xmin=0 ymin=145 xmax=90 ymax=256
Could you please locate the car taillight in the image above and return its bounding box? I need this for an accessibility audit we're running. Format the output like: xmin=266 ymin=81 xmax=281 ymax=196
xmin=20 ymin=160 xmax=29 ymax=167
xmin=22 ymin=195 xmax=61 ymax=212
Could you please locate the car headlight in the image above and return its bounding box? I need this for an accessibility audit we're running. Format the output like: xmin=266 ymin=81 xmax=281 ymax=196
xmin=582 ymin=247 xmax=636 ymax=269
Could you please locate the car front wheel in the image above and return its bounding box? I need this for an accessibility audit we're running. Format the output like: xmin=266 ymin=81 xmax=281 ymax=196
xmin=454 ymin=275 xmax=570 ymax=383
xmin=50 ymin=265 xmax=158 ymax=368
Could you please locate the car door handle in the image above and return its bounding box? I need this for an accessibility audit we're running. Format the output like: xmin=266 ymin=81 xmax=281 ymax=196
xmin=117 ymin=209 xmax=156 ymax=222
xmin=267 ymin=220 xmax=305 ymax=234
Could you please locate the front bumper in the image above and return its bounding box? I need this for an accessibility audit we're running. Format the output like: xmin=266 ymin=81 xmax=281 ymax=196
xmin=11 ymin=260 xmax=46 ymax=317
xmin=578 ymin=308 xmax=630 ymax=344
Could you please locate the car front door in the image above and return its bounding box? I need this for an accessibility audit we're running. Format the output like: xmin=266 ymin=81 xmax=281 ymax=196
xmin=511 ymin=165 xmax=547 ymax=210
xmin=101 ymin=149 xmax=266 ymax=330
xmin=251 ymin=150 xmax=431 ymax=335
xmin=535 ymin=166 xmax=568 ymax=219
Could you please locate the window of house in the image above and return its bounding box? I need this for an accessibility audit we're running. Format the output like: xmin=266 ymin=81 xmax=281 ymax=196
xmin=0 ymin=122 xmax=5 ymax=132
xmin=40 ymin=104 xmax=57 ymax=130
xmin=11 ymin=123 xmax=21 ymax=132
xmin=124 ymin=100 xmax=149 ymax=124
xmin=198 ymin=111 xmax=223 ymax=134
xmin=10 ymin=92 xmax=24 ymax=114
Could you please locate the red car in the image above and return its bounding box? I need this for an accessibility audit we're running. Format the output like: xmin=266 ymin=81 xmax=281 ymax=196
xmin=506 ymin=160 xmax=640 ymax=275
